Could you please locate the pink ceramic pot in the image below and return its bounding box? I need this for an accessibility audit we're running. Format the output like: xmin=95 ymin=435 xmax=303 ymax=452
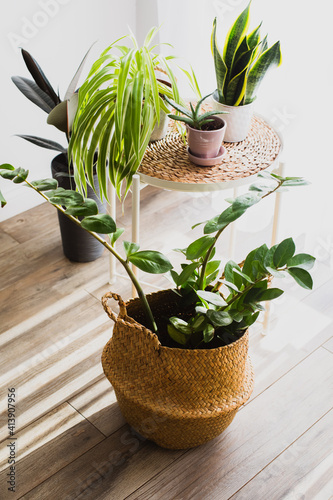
xmin=187 ymin=117 xmax=226 ymax=159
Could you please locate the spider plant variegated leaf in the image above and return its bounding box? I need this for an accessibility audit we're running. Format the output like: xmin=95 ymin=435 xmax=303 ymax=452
xmin=69 ymin=28 xmax=184 ymax=202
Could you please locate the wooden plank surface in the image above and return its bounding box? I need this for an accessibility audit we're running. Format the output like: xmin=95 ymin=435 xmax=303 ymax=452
xmin=0 ymin=402 xmax=105 ymax=499
xmin=68 ymin=377 xmax=126 ymax=437
xmin=125 ymin=347 xmax=333 ymax=500
xmin=230 ymin=409 xmax=333 ymax=500
xmin=0 ymin=300 xmax=111 ymax=440
xmin=1 ymin=185 xmax=333 ymax=500
xmin=323 ymin=336 xmax=333 ymax=354
xmin=21 ymin=425 xmax=183 ymax=500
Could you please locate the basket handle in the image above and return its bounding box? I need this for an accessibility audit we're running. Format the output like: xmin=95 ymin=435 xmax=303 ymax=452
xmin=101 ymin=292 xmax=128 ymax=324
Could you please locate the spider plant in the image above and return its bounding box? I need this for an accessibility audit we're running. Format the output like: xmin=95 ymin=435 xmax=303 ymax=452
xmin=68 ymin=27 xmax=185 ymax=202
xmin=211 ymin=2 xmax=282 ymax=106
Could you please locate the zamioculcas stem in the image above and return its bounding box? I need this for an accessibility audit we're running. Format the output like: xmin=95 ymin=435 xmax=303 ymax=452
xmin=23 ymin=178 xmax=159 ymax=336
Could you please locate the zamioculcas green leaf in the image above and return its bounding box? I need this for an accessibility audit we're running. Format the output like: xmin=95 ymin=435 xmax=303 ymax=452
xmin=0 ymin=190 xmax=6 ymax=208
xmin=287 ymin=268 xmax=313 ymax=290
xmin=123 ymin=241 xmax=140 ymax=257
xmin=81 ymin=214 xmax=116 ymax=234
xmin=273 ymin=238 xmax=296 ymax=267
xmin=286 ymin=253 xmax=315 ymax=270
xmin=109 ymin=228 xmax=125 ymax=245
xmin=64 ymin=199 xmax=99 ymax=217
xmin=186 ymin=236 xmax=215 ymax=260
xmin=177 ymin=262 xmax=200 ymax=287
xmin=167 ymin=324 xmax=188 ymax=345
xmin=128 ymin=250 xmax=173 ymax=274
xmin=31 ymin=178 xmax=58 ymax=191
xmin=46 ymin=188 xmax=83 ymax=206
xmin=196 ymin=290 xmax=226 ymax=307
xmin=203 ymin=324 xmax=215 ymax=343
xmin=257 ymin=288 xmax=284 ymax=301
xmin=0 ymin=163 xmax=16 ymax=171
xmin=206 ymin=310 xmax=233 ymax=327
xmin=169 ymin=317 xmax=192 ymax=335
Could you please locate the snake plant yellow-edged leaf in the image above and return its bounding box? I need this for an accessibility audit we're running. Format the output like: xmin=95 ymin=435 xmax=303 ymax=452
xmin=245 ymin=40 xmax=282 ymax=104
xmin=211 ymin=17 xmax=227 ymax=103
xmin=222 ymin=2 xmax=251 ymax=71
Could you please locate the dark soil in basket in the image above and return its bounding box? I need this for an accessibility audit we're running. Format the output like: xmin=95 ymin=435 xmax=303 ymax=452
xmin=128 ymin=295 xmax=244 ymax=350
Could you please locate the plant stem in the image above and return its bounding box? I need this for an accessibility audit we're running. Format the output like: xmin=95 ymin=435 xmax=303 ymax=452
xmin=24 ymin=179 xmax=159 ymax=336
xmin=197 ymin=179 xmax=283 ymax=291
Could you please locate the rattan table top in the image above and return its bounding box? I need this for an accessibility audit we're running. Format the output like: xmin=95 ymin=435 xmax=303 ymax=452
xmin=139 ymin=115 xmax=282 ymax=192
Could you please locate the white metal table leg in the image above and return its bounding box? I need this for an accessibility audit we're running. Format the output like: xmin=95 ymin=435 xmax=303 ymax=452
xmin=262 ymin=160 xmax=285 ymax=334
xmin=131 ymin=174 xmax=141 ymax=297
xmin=107 ymin=180 xmax=117 ymax=285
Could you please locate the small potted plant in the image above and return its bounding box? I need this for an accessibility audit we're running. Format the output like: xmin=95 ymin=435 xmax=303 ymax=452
xmin=211 ymin=2 xmax=282 ymax=142
xmin=0 ymin=164 xmax=315 ymax=449
xmin=164 ymin=93 xmax=227 ymax=166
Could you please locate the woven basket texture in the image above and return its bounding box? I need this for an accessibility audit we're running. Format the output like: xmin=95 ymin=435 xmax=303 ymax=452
xmin=101 ymin=289 xmax=254 ymax=449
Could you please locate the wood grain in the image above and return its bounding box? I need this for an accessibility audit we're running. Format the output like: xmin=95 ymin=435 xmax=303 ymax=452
xmin=126 ymin=348 xmax=333 ymax=500
xmin=0 ymin=403 xmax=105 ymax=499
xmin=22 ymin=425 xmax=183 ymax=500
xmin=230 ymin=409 xmax=333 ymax=500
xmin=323 ymin=336 xmax=333 ymax=354
xmin=1 ymin=183 xmax=333 ymax=499
xmin=68 ymin=377 xmax=126 ymax=437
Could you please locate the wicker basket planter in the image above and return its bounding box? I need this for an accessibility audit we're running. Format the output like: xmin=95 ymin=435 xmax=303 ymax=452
xmin=101 ymin=289 xmax=254 ymax=450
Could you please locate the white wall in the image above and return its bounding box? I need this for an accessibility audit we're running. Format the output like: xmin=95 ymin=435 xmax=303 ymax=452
xmin=0 ymin=0 xmax=136 ymax=220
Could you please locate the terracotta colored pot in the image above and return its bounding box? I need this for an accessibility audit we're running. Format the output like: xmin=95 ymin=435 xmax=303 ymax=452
xmin=187 ymin=116 xmax=226 ymax=159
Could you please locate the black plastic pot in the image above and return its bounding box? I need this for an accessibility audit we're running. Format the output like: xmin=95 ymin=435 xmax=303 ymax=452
xmin=51 ymin=153 xmax=106 ymax=262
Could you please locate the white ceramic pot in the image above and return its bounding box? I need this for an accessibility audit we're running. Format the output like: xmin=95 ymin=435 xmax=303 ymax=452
xmin=150 ymin=110 xmax=170 ymax=142
xmin=212 ymin=91 xmax=254 ymax=142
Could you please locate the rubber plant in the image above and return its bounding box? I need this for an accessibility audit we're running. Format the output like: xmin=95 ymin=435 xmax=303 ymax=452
xmin=0 ymin=164 xmax=315 ymax=347
xmin=211 ymin=2 xmax=282 ymax=106
xmin=68 ymin=27 xmax=184 ymax=202
xmin=12 ymin=46 xmax=93 ymax=154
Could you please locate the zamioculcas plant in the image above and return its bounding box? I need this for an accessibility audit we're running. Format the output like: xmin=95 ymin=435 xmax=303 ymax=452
xmin=69 ymin=28 xmax=185 ymax=201
xmin=211 ymin=2 xmax=282 ymax=106
xmin=0 ymin=164 xmax=314 ymax=347
xmin=0 ymin=163 xmax=315 ymax=449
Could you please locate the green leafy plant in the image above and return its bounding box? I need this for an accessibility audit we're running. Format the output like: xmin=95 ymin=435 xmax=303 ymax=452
xmin=69 ymin=28 xmax=186 ymax=201
xmin=0 ymin=164 xmax=315 ymax=349
xmin=211 ymin=2 xmax=282 ymax=106
xmin=164 ymin=93 xmax=227 ymax=130
xmin=12 ymin=46 xmax=93 ymax=154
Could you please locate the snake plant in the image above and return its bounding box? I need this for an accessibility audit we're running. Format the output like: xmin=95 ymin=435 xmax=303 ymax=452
xmin=69 ymin=28 xmax=185 ymax=202
xmin=211 ymin=2 xmax=282 ymax=106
